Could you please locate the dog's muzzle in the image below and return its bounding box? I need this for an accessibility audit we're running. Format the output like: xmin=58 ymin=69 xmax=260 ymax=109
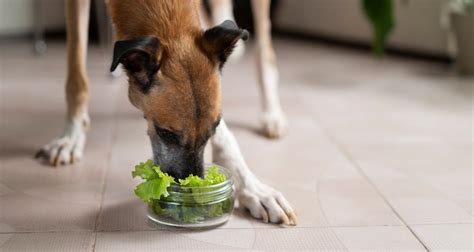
xmin=150 ymin=137 xmax=205 ymax=179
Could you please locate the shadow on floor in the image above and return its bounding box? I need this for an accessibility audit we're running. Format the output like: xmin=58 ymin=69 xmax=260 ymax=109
xmin=225 ymin=119 xmax=264 ymax=138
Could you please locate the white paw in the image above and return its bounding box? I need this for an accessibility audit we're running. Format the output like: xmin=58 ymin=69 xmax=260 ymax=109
xmin=238 ymin=182 xmax=297 ymax=225
xmin=261 ymin=110 xmax=288 ymax=139
xmin=36 ymin=114 xmax=89 ymax=166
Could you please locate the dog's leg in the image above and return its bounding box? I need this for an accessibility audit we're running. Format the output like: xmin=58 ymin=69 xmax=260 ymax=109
xmin=211 ymin=119 xmax=297 ymax=225
xmin=208 ymin=0 xmax=245 ymax=59
xmin=251 ymin=0 xmax=287 ymax=138
xmin=36 ymin=0 xmax=91 ymax=166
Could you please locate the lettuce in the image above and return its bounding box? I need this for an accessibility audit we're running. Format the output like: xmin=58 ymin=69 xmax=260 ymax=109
xmin=132 ymin=160 xmax=175 ymax=202
xmin=178 ymin=166 xmax=226 ymax=187
xmin=132 ymin=160 xmax=231 ymax=223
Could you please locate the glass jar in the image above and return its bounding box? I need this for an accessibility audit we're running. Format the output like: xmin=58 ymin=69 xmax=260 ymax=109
xmin=147 ymin=165 xmax=234 ymax=228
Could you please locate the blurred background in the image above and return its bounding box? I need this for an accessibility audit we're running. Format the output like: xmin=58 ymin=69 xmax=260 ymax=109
xmin=0 ymin=0 xmax=472 ymax=251
xmin=1 ymin=0 xmax=473 ymax=68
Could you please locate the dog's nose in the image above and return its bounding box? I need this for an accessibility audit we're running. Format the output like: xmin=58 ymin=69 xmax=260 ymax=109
xmin=165 ymin=168 xmax=184 ymax=180
xmin=159 ymin=161 xmax=203 ymax=180
xmin=151 ymin=142 xmax=204 ymax=179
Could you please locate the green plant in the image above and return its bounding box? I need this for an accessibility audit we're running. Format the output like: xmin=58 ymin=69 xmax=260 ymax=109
xmin=132 ymin=160 xmax=230 ymax=223
xmin=362 ymin=0 xmax=395 ymax=56
xmin=448 ymin=0 xmax=474 ymax=13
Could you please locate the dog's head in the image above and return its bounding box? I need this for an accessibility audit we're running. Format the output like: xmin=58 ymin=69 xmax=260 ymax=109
xmin=111 ymin=20 xmax=248 ymax=179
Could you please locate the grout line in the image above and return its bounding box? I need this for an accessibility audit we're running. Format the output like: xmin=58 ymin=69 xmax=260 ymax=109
xmin=7 ymin=223 xmax=463 ymax=235
xmin=1 ymin=221 xmax=470 ymax=235
xmin=312 ymin=138 xmax=349 ymax=251
xmin=0 ymin=225 xmax=411 ymax=235
xmin=90 ymin=86 xmax=123 ymax=252
xmin=303 ymin=98 xmax=430 ymax=251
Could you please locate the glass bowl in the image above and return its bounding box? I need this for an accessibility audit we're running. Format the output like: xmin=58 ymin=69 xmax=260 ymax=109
xmin=147 ymin=165 xmax=234 ymax=228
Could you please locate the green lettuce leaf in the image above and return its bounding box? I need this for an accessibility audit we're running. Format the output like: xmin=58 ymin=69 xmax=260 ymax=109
xmin=203 ymin=165 xmax=226 ymax=185
xmin=131 ymin=159 xmax=159 ymax=180
xmin=178 ymin=174 xmax=206 ymax=187
xmin=177 ymin=165 xmax=226 ymax=187
xmin=132 ymin=160 xmax=175 ymax=203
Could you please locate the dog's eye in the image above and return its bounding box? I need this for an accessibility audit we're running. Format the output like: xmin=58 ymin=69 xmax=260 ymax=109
xmin=155 ymin=126 xmax=181 ymax=145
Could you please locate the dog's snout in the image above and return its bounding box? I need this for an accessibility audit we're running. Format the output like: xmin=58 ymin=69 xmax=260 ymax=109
xmin=158 ymin=158 xmax=203 ymax=179
xmin=152 ymin=140 xmax=205 ymax=179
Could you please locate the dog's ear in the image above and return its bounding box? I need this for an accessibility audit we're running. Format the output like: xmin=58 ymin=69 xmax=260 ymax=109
xmin=200 ymin=20 xmax=249 ymax=68
xmin=110 ymin=36 xmax=162 ymax=74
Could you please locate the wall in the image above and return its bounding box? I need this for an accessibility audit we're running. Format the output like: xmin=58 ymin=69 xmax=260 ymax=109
xmin=0 ymin=0 xmax=65 ymax=36
xmin=274 ymin=0 xmax=450 ymax=56
xmin=0 ymin=0 xmax=452 ymax=57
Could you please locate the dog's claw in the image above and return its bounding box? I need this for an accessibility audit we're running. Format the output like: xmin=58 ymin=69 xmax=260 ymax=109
xmin=281 ymin=213 xmax=290 ymax=225
xmin=261 ymin=209 xmax=269 ymax=223
xmin=287 ymin=210 xmax=298 ymax=226
xmin=238 ymin=182 xmax=297 ymax=226
xmin=37 ymin=119 xmax=87 ymax=166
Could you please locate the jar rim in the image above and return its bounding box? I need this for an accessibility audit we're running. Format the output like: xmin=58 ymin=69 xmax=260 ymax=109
xmin=167 ymin=164 xmax=233 ymax=192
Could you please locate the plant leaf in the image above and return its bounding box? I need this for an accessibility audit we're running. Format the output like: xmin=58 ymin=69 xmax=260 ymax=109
xmin=362 ymin=0 xmax=395 ymax=55
xmin=134 ymin=175 xmax=174 ymax=202
xmin=131 ymin=159 xmax=158 ymax=180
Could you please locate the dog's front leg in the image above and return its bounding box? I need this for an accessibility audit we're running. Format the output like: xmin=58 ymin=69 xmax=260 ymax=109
xmin=36 ymin=0 xmax=91 ymax=166
xmin=211 ymin=119 xmax=297 ymax=225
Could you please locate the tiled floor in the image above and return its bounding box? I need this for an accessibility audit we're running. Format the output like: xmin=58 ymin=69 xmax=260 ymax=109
xmin=0 ymin=37 xmax=472 ymax=251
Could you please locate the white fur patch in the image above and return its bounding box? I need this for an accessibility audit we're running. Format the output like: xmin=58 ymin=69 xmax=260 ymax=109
xmin=37 ymin=111 xmax=89 ymax=166
xmin=211 ymin=119 xmax=297 ymax=224
xmin=256 ymin=54 xmax=288 ymax=138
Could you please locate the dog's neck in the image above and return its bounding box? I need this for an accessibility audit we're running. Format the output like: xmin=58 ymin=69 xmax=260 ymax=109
xmin=110 ymin=0 xmax=202 ymax=43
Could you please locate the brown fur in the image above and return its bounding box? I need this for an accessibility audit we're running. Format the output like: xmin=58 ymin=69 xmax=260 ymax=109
xmin=108 ymin=0 xmax=221 ymax=148
xmin=65 ymin=0 xmax=91 ymax=123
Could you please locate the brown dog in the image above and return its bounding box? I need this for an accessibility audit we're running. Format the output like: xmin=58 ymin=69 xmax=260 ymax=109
xmin=36 ymin=0 xmax=295 ymax=225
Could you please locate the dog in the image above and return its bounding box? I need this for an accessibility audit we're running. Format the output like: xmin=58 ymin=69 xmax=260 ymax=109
xmin=36 ymin=0 xmax=295 ymax=225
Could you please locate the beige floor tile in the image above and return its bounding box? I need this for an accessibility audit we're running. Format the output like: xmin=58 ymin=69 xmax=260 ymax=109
xmin=411 ymin=224 xmax=473 ymax=251
xmin=0 ymin=46 xmax=118 ymax=232
xmin=95 ymin=228 xmax=349 ymax=251
xmin=0 ymin=151 xmax=109 ymax=231
xmin=249 ymin=163 xmax=402 ymax=228
xmin=0 ymin=234 xmax=14 ymax=247
xmin=96 ymin=116 xmax=154 ymax=232
xmin=351 ymin=147 xmax=472 ymax=216
xmin=317 ymin=165 xmax=402 ymax=227
xmin=349 ymin=164 xmax=471 ymax=224
xmin=390 ymin=198 xmax=471 ymax=225
xmin=298 ymin=60 xmax=471 ymax=150
xmin=0 ymin=112 xmax=115 ymax=231
xmin=332 ymin=226 xmax=426 ymax=251
xmin=252 ymin=228 xmax=347 ymax=250
xmin=0 ymin=232 xmax=95 ymax=252
xmin=94 ymin=229 xmax=256 ymax=251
